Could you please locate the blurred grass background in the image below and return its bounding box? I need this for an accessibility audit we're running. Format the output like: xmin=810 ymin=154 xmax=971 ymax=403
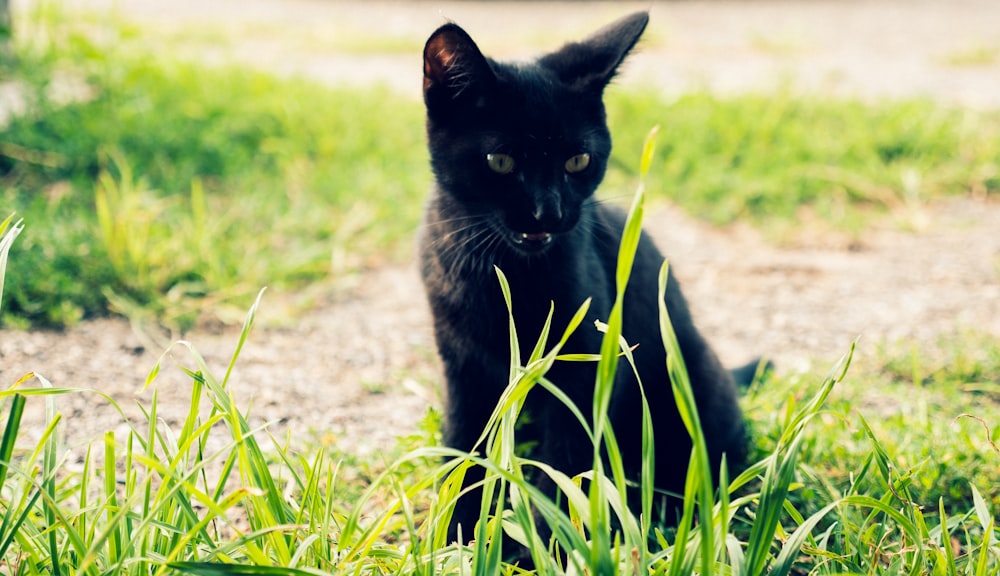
xmin=1 ymin=4 xmax=998 ymax=332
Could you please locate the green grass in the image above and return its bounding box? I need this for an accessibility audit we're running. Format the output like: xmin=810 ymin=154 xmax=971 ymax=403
xmin=1 ymin=9 xmax=427 ymax=328
xmin=145 ymin=21 xmax=422 ymax=56
xmin=748 ymin=332 xmax=1000 ymax=514
xmin=606 ymin=91 xmax=1000 ymax=238
xmin=1 ymin=143 xmax=998 ymax=574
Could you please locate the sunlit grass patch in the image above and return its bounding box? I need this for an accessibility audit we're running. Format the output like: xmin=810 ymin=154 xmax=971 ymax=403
xmin=746 ymin=330 xmax=1000 ymax=523
xmin=2 ymin=22 xmax=426 ymax=328
xmin=150 ymin=21 xmax=423 ymax=57
xmin=606 ymin=91 xmax=1000 ymax=240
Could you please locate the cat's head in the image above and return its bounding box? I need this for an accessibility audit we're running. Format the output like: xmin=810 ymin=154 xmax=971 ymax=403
xmin=423 ymin=12 xmax=648 ymax=255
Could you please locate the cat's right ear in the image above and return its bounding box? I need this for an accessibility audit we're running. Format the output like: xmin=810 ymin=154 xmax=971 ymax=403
xmin=423 ymin=23 xmax=494 ymax=110
xmin=539 ymin=11 xmax=648 ymax=94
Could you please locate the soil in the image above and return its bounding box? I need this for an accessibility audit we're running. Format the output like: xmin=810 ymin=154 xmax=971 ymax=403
xmin=2 ymin=0 xmax=1000 ymax=455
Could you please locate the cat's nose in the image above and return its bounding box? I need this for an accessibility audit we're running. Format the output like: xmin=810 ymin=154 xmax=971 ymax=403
xmin=532 ymin=192 xmax=563 ymax=228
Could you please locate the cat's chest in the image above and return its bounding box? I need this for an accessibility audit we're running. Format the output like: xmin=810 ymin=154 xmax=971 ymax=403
xmin=445 ymin=262 xmax=600 ymax=338
xmin=505 ymin=266 xmax=611 ymax=348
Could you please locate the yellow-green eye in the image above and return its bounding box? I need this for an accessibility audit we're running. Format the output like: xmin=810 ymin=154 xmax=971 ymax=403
xmin=565 ymin=153 xmax=591 ymax=174
xmin=486 ymin=153 xmax=516 ymax=174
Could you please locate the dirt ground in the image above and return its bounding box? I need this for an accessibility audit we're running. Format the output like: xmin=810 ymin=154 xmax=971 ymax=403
xmin=2 ymin=1 xmax=1000 ymax=455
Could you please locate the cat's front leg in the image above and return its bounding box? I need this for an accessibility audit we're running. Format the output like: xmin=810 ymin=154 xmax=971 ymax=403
xmin=521 ymin=366 xmax=599 ymax=551
xmin=440 ymin=354 xmax=508 ymax=544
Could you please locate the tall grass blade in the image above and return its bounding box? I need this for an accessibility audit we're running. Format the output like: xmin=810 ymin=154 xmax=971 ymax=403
xmin=769 ymin=500 xmax=841 ymax=576
xmin=0 ymin=393 xmax=25 ymax=490
xmin=742 ymin=434 xmax=804 ymax=576
xmin=658 ymin=261 xmax=716 ymax=576
xmin=0 ymin=393 xmax=30 ymax=560
xmin=579 ymin=126 xmax=659 ymax=575
xmin=938 ymin=499 xmax=958 ymax=576
xmin=973 ymin=518 xmax=994 ymax=576
xmin=715 ymin=456 xmax=730 ymax=565
xmin=778 ymin=342 xmax=854 ymax=446
xmin=495 ymin=266 xmax=521 ymax=379
xmin=40 ymin=374 xmax=63 ymax=575
xmin=0 ymin=213 xmax=24 ymax=314
xmin=104 ymin=431 xmax=122 ymax=567
xmin=223 ymin=287 xmax=266 ymax=388
xmin=639 ymin=126 xmax=660 ymax=178
xmin=970 ymin=483 xmax=992 ymax=534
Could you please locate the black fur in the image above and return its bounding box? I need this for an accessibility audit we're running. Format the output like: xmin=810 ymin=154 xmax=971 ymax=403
xmin=419 ymin=12 xmax=749 ymax=544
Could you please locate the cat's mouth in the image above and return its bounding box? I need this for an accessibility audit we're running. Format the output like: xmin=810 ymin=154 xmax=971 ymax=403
xmin=516 ymin=231 xmax=552 ymax=243
xmin=509 ymin=230 xmax=554 ymax=251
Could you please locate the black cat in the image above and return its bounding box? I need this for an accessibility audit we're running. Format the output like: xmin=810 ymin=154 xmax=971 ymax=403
xmin=420 ymin=12 xmax=750 ymax=545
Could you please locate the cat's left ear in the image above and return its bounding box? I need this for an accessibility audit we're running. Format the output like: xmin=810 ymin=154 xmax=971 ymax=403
xmin=423 ymin=22 xmax=495 ymax=110
xmin=539 ymin=11 xmax=649 ymax=93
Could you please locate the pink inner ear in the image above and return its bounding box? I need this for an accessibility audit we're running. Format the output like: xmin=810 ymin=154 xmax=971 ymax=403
xmin=424 ymin=37 xmax=457 ymax=81
xmin=436 ymin=47 xmax=456 ymax=68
